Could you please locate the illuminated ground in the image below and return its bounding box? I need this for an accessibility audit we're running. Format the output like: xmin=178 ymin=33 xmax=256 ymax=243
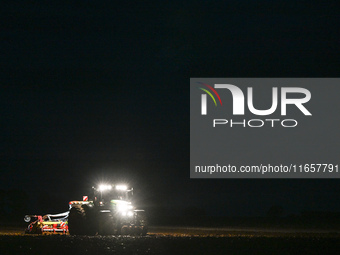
xmin=1 ymin=226 xmax=340 ymax=254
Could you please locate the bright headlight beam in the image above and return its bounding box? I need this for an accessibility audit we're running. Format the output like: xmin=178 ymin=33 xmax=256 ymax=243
xmin=117 ymin=204 xmax=133 ymax=212
xmin=117 ymin=204 xmax=128 ymax=212
xmin=116 ymin=185 xmax=127 ymax=191
xmin=99 ymin=184 xmax=112 ymax=191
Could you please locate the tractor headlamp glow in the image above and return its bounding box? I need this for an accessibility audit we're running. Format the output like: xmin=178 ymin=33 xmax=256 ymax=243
xmin=117 ymin=204 xmax=133 ymax=212
xmin=98 ymin=184 xmax=112 ymax=191
xmin=121 ymin=211 xmax=134 ymax=217
xmin=116 ymin=185 xmax=128 ymax=191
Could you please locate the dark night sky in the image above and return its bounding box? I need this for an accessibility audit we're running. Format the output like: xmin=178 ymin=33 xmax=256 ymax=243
xmin=1 ymin=1 xmax=340 ymax=216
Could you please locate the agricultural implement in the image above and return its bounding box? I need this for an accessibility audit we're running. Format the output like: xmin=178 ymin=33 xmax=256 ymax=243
xmin=24 ymin=212 xmax=69 ymax=234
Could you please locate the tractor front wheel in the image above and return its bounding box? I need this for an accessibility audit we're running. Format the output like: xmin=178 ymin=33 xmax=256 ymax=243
xmin=68 ymin=205 xmax=87 ymax=235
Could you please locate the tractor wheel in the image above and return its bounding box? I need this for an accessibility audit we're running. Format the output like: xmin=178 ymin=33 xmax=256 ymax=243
xmin=68 ymin=205 xmax=87 ymax=235
xmin=98 ymin=213 xmax=119 ymax=235
xmin=137 ymin=212 xmax=148 ymax=236
xmin=82 ymin=204 xmax=97 ymax=235
xmin=141 ymin=226 xmax=148 ymax=236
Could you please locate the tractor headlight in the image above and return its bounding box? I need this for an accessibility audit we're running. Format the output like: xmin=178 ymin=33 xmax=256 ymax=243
xmin=121 ymin=211 xmax=134 ymax=217
xmin=117 ymin=204 xmax=133 ymax=212
xmin=98 ymin=184 xmax=112 ymax=191
xmin=117 ymin=203 xmax=134 ymax=217
xmin=116 ymin=185 xmax=128 ymax=191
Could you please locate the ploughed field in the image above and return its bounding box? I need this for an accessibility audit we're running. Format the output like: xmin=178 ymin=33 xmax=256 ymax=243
xmin=1 ymin=226 xmax=340 ymax=254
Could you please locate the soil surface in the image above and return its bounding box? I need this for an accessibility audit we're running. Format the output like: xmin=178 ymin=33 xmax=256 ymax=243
xmin=1 ymin=226 xmax=340 ymax=254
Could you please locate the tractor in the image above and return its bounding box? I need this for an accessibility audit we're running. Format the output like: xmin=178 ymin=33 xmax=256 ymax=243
xmin=68 ymin=184 xmax=148 ymax=235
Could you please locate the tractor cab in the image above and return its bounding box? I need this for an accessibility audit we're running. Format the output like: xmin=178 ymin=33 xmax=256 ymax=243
xmin=92 ymin=184 xmax=133 ymax=205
